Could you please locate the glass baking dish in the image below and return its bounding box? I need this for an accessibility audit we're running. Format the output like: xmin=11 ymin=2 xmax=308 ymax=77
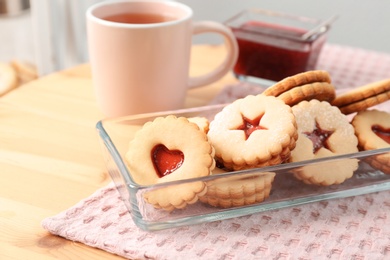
xmin=96 ymin=104 xmax=390 ymax=231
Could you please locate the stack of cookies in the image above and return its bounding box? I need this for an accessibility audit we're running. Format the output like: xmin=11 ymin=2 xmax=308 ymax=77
xmin=332 ymin=79 xmax=390 ymax=175
xmin=125 ymin=70 xmax=390 ymax=211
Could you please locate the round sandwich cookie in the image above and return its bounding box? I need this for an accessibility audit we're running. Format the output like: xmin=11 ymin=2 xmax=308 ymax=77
xmin=207 ymin=94 xmax=298 ymax=171
xmin=332 ymin=78 xmax=390 ymax=115
xmin=10 ymin=60 xmax=38 ymax=85
xmin=263 ymin=70 xmax=336 ymax=106
xmin=290 ymin=100 xmax=359 ymax=185
xmin=351 ymin=109 xmax=390 ymax=174
xmin=0 ymin=62 xmax=18 ymax=96
xmin=187 ymin=116 xmax=210 ymax=133
xmin=126 ymin=115 xmax=215 ymax=211
xmin=199 ymin=167 xmax=275 ymax=208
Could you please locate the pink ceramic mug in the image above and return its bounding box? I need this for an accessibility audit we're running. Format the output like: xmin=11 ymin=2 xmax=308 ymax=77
xmin=86 ymin=0 xmax=238 ymax=117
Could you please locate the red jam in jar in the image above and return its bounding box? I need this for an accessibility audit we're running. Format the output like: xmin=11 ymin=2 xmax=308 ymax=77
xmin=225 ymin=10 xmax=332 ymax=82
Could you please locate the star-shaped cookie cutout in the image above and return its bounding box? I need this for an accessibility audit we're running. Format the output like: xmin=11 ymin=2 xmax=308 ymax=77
xmin=304 ymin=120 xmax=334 ymax=153
xmin=237 ymin=114 xmax=268 ymax=140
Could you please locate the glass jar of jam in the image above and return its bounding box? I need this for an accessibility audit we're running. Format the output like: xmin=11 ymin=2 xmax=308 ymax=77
xmin=225 ymin=9 xmax=336 ymax=84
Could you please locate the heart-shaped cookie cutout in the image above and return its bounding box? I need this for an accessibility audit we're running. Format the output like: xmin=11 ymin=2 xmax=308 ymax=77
xmin=152 ymin=144 xmax=184 ymax=178
xmin=372 ymin=125 xmax=390 ymax=144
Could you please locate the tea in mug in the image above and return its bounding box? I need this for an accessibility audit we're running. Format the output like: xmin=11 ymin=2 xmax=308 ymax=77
xmin=103 ymin=12 xmax=177 ymax=24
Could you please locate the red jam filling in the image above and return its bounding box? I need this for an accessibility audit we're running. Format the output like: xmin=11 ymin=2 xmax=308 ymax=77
xmin=237 ymin=114 xmax=267 ymax=140
xmin=304 ymin=121 xmax=334 ymax=153
xmin=230 ymin=21 xmax=326 ymax=81
xmin=372 ymin=124 xmax=390 ymax=144
xmin=152 ymin=144 xmax=184 ymax=178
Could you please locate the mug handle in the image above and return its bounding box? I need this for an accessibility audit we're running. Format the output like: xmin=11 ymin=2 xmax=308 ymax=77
xmin=188 ymin=21 xmax=238 ymax=89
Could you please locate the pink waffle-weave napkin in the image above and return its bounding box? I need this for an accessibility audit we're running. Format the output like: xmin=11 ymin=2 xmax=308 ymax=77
xmin=42 ymin=44 xmax=390 ymax=259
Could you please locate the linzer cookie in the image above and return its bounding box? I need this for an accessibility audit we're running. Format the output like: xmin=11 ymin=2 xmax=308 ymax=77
xmin=199 ymin=168 xmax=275 ymax=208
xmin=290 ymin=100 xmax=359 ymax=185
xmin=351 ymin=109 xmax=390 ymax=174
xmin=207 ymin=94 xmax=298 ymax=171
xmin=188 ymin=116 xmax=209 ymax=133
xmin=10 ymin=59 xmax=38 ymax=85
xmin=0 ymin=62 xmax=18 ymax=96
xmin=277 ymin=82 xmax=336 ymax=106
xmin=125 ymin=115 xmax=215 ymax=211
xmin=332 ymin=79 xmax=390 ymax=114
xmin=263 ymin=70 xmax=336 ymax=106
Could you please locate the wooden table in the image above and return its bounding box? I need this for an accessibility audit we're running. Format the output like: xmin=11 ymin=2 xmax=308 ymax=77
xmin=0 ymin=45 xmax=238 ymax=259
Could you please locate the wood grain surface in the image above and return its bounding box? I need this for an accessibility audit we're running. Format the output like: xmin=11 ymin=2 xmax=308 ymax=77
xmin=0 ymin=45 xmax=238 ymax=259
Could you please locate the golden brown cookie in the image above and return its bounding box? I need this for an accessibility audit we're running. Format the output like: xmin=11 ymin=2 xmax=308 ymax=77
xmin=125 ymin=115 xmax=215 ymax=211
xmin=10 ymin=60 xmax=38 ymax=85
xmin=199 ymin=168 xmax=275 ymax=208
xmin=332 ymin=79 xmax=390 ymax=115
xmin=351 ymin=109 xmax=390 ymax=174
xmin=0 ymin=62 xmax=18 ymax=96
xmin=263 ymin=70 xmax=336 ymax=106
xmin=188 ymin=116 xmax=209 ymax=133
xmin=263 ymin=70 xmax=331 ymax=96
xmin=277 ymin=82 xmax=336 ymax=106
xmin=290 ymin=100 xmax=359 ymax=185
xmin=207 ymin=94 xmax=298 ymax=171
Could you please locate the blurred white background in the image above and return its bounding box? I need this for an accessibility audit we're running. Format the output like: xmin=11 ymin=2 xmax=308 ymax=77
xmin=1 ymin=0 xmax=389 ymax=75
